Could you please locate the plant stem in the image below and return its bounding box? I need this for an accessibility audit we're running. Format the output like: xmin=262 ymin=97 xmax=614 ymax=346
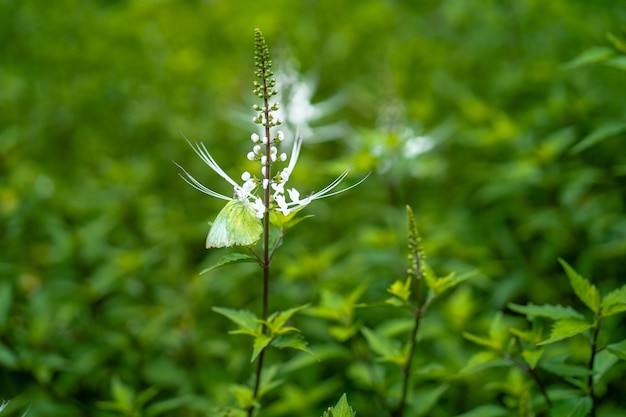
xmin=395 ymin=248 xmax=424 ymax=417
xmin=511 ymin=337 xmax=553 ymax=408
xmin=587 ymin=317 xmax=601 ymax=417
xmin=248 ymin=45 xmax=274 ymax=417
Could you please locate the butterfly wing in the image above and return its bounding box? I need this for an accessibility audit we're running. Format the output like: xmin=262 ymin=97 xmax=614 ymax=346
xmin=206 ymin=200 xmax=263 ymax=248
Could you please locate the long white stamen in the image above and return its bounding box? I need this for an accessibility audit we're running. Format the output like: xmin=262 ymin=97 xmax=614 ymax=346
xmin=173 ymin=161 xmax=231 ymax=200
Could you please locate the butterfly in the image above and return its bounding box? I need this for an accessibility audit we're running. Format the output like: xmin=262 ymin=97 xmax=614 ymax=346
xmin=206 ymin=199 xmax=263 ymax=248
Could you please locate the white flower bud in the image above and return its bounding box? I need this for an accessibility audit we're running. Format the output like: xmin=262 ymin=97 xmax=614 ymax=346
xmin=247 ymin=151 xmax=255 ymax=161
xmin=251 ymin=133 xmax=260 ymax=142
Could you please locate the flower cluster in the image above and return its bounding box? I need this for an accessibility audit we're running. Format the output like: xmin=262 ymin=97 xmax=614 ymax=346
xmin=175 ymin=28 xmax=366 ymax=248
xmin=176 ymin=129 xmax=362 ymax=220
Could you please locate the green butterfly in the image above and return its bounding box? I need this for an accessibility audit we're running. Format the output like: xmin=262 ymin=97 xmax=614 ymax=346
xmin=206 ymin=200 xmax=263 ymax=248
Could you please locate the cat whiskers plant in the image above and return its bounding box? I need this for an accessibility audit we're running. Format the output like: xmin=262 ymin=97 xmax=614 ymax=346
xmin=175 ymin=28 xmax=367 ymax=416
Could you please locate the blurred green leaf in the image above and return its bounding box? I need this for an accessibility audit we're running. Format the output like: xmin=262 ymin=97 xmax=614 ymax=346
xmin=570 ymin=121 xmax=626 ymax=154
xmin=453 ymin=404 xmax=509 ymax=417
xmin=538 ymin=319 xmax=593 ymax=345
xmin=322 ymin=394 xmax=355 ymax=417
xmin=550 ymin=396 xmax=592 ymax=417
xmin=213 ymin=307 xmax=260 ymax=336
xmin=266 ymin=304 xmax=309 ymax=334
xmin=386 ymin=278 xmax=411 ymax=304
xmin=361 ymin=327 xmax=405 ymax=365
xmin=559 ymin=259 xmax=601 ymax=314
xmin=508 ymin=302 xmax=584 ymax=321
xmin=541 ymin=354 xmax=593 ymax=378
xmin=200 ymin=253 xmax=258 ymax=274
xmin=252 ymin=334 xmax=272 ymax=363
xmin=606 ymin=339 xmax=626 ymax=360
xmin=562 ymin=46 xmax=615 ymax=70
xmin=521 ymin=347 xmax=545 ymax=370
xmin=601 ymin=284 xmax=626 ymax=317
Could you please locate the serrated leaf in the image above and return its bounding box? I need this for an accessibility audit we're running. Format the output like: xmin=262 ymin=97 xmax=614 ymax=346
xmin=213 ymin=307 xmax=259 ymax=335
xmin=387 ymin=278 xmax=411 ymax=303
xmin=272 ymin=332 xmax=317 ymax=359
xmin=558 ymin=259 xmax=600 ymax=314
xmin=431 ymin=271 xmax=466 ymax=297
xmin=361 ymin=327 xmax=405 ymax=365
xmin=322 ymin=394 xmax=356 ymax=417
xmin=267 ymin=304 xmax=309 ymax=334
xmin=601 ymin=284 xmax=626 ymax=317
xmin=570 ymin=121 xmax=626 ymax=154
xmin=459 ymin=351 xmax=509 ymax=375
xmin=538 ymin=319 xmax=592 ymax=345
xmin=200 ymin=253 xmax=258 ymax=274
xmin=606 ymin=338 xmax=626 ymax=360
xmin=550 ymin=396 xmax=592 ymax=417
xmin=251 ymin=334 xmax=272 ymax=362
xmin=508 ymin=302 xmax=584 ymax=321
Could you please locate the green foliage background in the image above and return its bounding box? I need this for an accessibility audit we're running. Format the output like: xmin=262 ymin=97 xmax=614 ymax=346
xmin=1 ymin=0 xmax=625 ymax=415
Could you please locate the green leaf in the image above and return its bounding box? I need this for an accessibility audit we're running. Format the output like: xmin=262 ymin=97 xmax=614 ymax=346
xmin=606 ymin=338 xmax=626 ymax=360
xmin=322 ymin=394 xmax=356 ymax=417
xmin=272 ymin=332 xmax=317 ymax=359
xmin=206 ymin=200 xmax=263 ymax=248
xmin=267 ymin=304 xmax=309 ymax=334
xmin=0 ymin=281 xmax=12 ymax=329
xmin=111 ymin=376 xmax=134 ymax=407
xmin=0 ymin=343 xmax=18 ymax=369
xmin=251 ymin=334 xmax=272 ymax=362
xmin=463 ymin=332 xmax=498 ymax=350
xmin=601 ymin=284 xmax=626 ymax=317
xmin=570 ymin=121 xmax=626 ymax=154
xmin=412 ymin=384 xmax=449 ymax=416
xmin=425 ymin=268 xmax=469 ymax=296
xmin=213 ymin=307 xmax=260 ymax=336
xmin=508 ymin=302 xmax=584 ymax=321
xmin=453 ymin=404 xmax=509 ymax=417
xmin=558 ymin=259 xmax=601 ymax=314
xmin=387 ymin=278 xmax=411 ymax=303
xmin=561 ymin=46 xmax=614 ymax=70
xmin=521 ymin=347 xmax=545 ymax=370
xmin=200 ymin=253 xmax=258 ymax=274
xmin=541 ymin=354 xmax=593 ymax=378
xmin=593 ymin=349 xmax=618 ymax=384
xmin=550 ymin=396 xmax=592 ymax=417
xmin=361 ymin=327 xmax=405 ymax=365
xmin=459 ymin=351 xmax=509 ymax=375
xmin=538 ymin=319 xmax=593 ymax=345
xmin=231 ymin=384 xmax=256 ymax=409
